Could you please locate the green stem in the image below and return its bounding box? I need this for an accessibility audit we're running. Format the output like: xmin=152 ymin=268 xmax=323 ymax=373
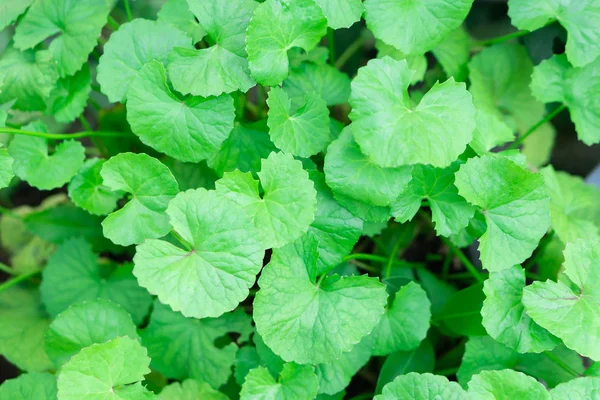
xmin=0 ymin=127 xmax=123 ymax=140
xmin=348 ymin=260 xmax=380 ymax=274
xmin=442 ymin=251 xmax=452 ymax=280
xmin=0 ymin=270 xmax=42 ymax=293
xmin=107 ymin=15 xmax=120 ymax=30
xmin=88 ymin=96 xmax=102 ymax=111
xmin=434 ymin=367 xmax=458 ymax=376
xmin=79 ymin=115 xmax=92 ymax=132
xmin=343 ymin=253 xmax=388 ymax=264
xmin=80 ymin=115 xmax=109 ymax=158
xmin=335 ymin=35 xmax=364 ymax=69
xmin=441 ymin=237 xmax=485 ymax=283
xmin=479 ymin=30 xmax=530 ymax=46
xmin=543 ymin=351 xmax=581 ymax=377
xmin=385 ymin=236 xmax=405 ymax=278
xmin=0 ymin=262 xmax=16 ymax=275
xmin=508 ymin=104 xmax=566 ymax=149
xmin=170 ymin=230 xmax=193 ymax=251
xmin=327 ymin=28 xmax=336 ymax=66
xmin=123 ymin=0 xmax=133 ymax=22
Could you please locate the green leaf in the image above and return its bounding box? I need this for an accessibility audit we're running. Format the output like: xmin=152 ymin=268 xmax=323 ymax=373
xmin=375 ymin=40 xmax=427 ymax=85
xmin=375 ymin=373 xmax=468 ymax=400
xmin=254 ymin=237 xmax=388 ymax=364
xmin=364 ymin=0 xmax=474 ymax=56
xmin=370 ymin=282 xmax=431 ymax=356
xmin=240 ymin=363 xmax=319 ymax=400
xmin=305 ymin=171 xmax=363 ymax=275
xmin=542 ymin=165 xmax=600 ymax=243
xmin=312 ymin=0 xmax=363 ymax=29
xmin=57 ymin=336 xmax=155 ymax=400
xmin=0 ymin=46 xmax=58 ymax=111
xmin=246 ymin=0 xmax=327 ymax=86
xmin=134 ymin=188 xmax=263 ymax=319
xmin=47 ymin=65 xmax=91 ymax=123
xmin=530 ymin=54 xmax=600 ymax=145
xmin=468 ymin=43 xmax=544 ymax=133
xmin=0 ymin=146 xmax=14 ymax=189
xmin=550 ymin=377 xmax=600 ymax=399
xmin=97 ymin=19 xmax=192 ymax=103
xmin=334 ymin=192 xmax=392 ymax=223
xmin=44 ymin=299 xmax=140 ymax=368
xmin=163 ymin=159 xmax=218 ymax=191
xmin=458 ymin=336 xmax=584 ymax=388
xmin=160 ymin=379 xmax=228 ymax=400
xmin=0 ymin=0 xmax=34 ymax=29
xmin=439 ymin=283 xmax=486 ymax=337
xmin=68 ymin=158 xmax=123 ymax=216
xmin=8 ymin=128 xmax=85 ymax=191
xmin=284 ymin=59 xmax=351 ymax=106
xmin=157 ymin=0 xmax=205 ymax=43
xmin=235 ymin=347 xmax=262 ymax=385
xmin=468 ymin=369 xmax=550 ymax=399
xmin=391 ymin=164 xmax=475 ymax=237
xmin=432 ymin=27 xmax=471 ymax=82
xmin=0 ymin=373 xmax=57 ymax=400
xmin=470 ymin=107 xmax=515 ymax=155
xmin=0 ymin=287 xmax=53 ymax=372
xmin=523 ymin=239 xmax=600 ymax=360
xmin=100 ymin=152 xmax=179 ymax=246
xmin=316 ymin=338 xmax=372 ymax=395
xmin=207 ymin=121 xmax=276 ymax=176
xmin=324 ymin=126 xmax=412 ymax=208
xmin=167 ymin=0 xmax=256 ymax=97
xmin=521 ymin=123 xmax=556 ymax=168
xmin=254 ymin=333 xmax=286 ymax=377
xmin=14 ymin=0 xmax=110 ymax=77
xmin=141 ymin=300 xmax=252 ymax=389
xmin=454 ymin=154 xmax=551 ymax=272
xmin=482 ymin=265 xmax=559 ymax=353
xmin=216 ymin=151 xmax=317 ymax=249
xmin=40 ymin=238 xmax=152 ymax=324
xmin=376 ymin=341 xmax=436 ymax=394
xmin=126 ymin=60 xmax=235 ymax=162
xmin=508 ymin=0 xmax=600 ymax=67
xmin=349 ymin=57 xmax=476 ymax=168
xmin=266 ymin=86 xmax=330 ymax=157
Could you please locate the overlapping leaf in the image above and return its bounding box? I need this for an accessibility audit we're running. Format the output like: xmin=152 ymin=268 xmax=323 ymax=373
xmin=0 ymin=373 xmax=56 ymax=400
xmin=68 ymin=158 xmax=123 ymax=216
xmin=241 ymin=363 xmax=319 ymax=400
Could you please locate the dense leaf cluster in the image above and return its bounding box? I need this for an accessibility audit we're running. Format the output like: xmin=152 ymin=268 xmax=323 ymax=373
xmin=0 ymin=0 xmax=599 ymax=399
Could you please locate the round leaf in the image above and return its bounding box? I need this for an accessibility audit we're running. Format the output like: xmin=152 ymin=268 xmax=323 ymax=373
xmin=68 ymin=158 xmax=123 ymax=216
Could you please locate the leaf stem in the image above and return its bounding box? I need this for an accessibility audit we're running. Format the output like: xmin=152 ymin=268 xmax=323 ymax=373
xmin=0 ymin=270 xmax=42 ymax=293
xmin=434 ymin=367 xmax=458 ymax=376
xmin=327 ymin=28 xmax=336 ymax=66
xmin=123 ymin=0 xmax=133 ymax=22
xmin=343 ymin=253 xmax=388 ymax=264
xmin=479 ymin=30 xmax=530 ymax=46
xmin=385 ymin=236 xmax=405 ymax=278
xmin=0 ymin=127 xmax=124 ymax=140
xmin=347 ymin=259 xmax=380 ymax=274
xmin=335 ymin=35 xmax=364 ymax=69
xmin=170 ymin=230 xmax=193 ymax=251
xmin=0 ymin=262 xmax=16 ymax=275
xmin=441 ymin=237 xmax=485 ymax=283
xmin=442 ymin=250 xmax=452 ymax=280
xmin=107 ymin=15 xmax=120 ymax=30
xmin=543 ymin=351 xmax=582 ymax=378
xmin=508 ymin=104 xmax=566 ymax=149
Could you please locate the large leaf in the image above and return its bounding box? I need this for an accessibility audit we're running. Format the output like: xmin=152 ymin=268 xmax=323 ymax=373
xmin=133 ymin=188 xmax=263 ymax=319
xmin=349 ymin=57 xmax=476 ymax=168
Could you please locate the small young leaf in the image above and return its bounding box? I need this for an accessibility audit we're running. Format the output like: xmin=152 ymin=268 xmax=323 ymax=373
xmin=349 ymin=57 xmax=476 ymax=168
xmin=47 ymin=65 xmax=92 ymax=123
xmin=391 ymin=164 xmax=475 ymax=237
xmin=57 ymin=336 xmax=155 ymax=400
xmin=375 ymin=40 xmax=427 ymax=85
xmin=97 ymin=19 xmax=192 ymax=103
xmin=454 ymin=154 xmax=550 ymax=272
xmin=482 ymin=265 xmax=559 ymax=353
xmin=508 ymin=0 xmax=600 ymax=67
xmin=523 ymin=239 xmax=600 ymax=360
xmin=246 ymin=0 xmax=327 ymax=86
xmin=127 ymin=60 xmax=235 ymax=162
xmin=216 ymin=151 xmax=317 ymax=249
xmin=8 ymin=124 xmax=85 ymax=190
xmin=133 ymin=188 xmax=263 ymax=319
xmin=364 ymin=0 xmax=474 ymax=56
xmin=315 ymin=339 xmax=372 ymax=395
xmin=0 ymin=373 xmax=56 ymax=400
xmin=157 ymin=0 xmax=206 ymax=43
xmin=141 ymin=300 xmax=253 ymax=389
xmin=254 ymin=237 xmax=388 ymax=364
xmin=167 ymin=0 xmax=257 ymax=97
xmin=240 ymin=363 xmax=319 ymax=400
xmin=375 ymin=373 xmax=468 ymax=400
xmin=468 ymin=369 xmax=550 ymax=399
xmin=14 ymin=0 xmax=110 ymax=77
xmin=284 ymin=61 xmax=351 ymax=106
xmin=40 ymin=238 xmax=152 ymax=324
xmin=68 ymin=158 xmax=123 ymax=216
xmin=530 ymin=54 xmax=600 ymax=145
xmin=266 ymin=86 xmax=330 ymax=157
xmin=100 ymin=152 xmax=179 ymax=246
xmin=469 ymin=107 xmax=515 ymax=155
xmin=45 ymin=299 xmax=140 ymax=368
xmin=376 ymin=341 xmax=436 ymax=394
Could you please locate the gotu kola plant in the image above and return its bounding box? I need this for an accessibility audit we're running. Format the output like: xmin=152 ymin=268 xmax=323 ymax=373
xmin=0 ymin=0 xmax=599 ymax=399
